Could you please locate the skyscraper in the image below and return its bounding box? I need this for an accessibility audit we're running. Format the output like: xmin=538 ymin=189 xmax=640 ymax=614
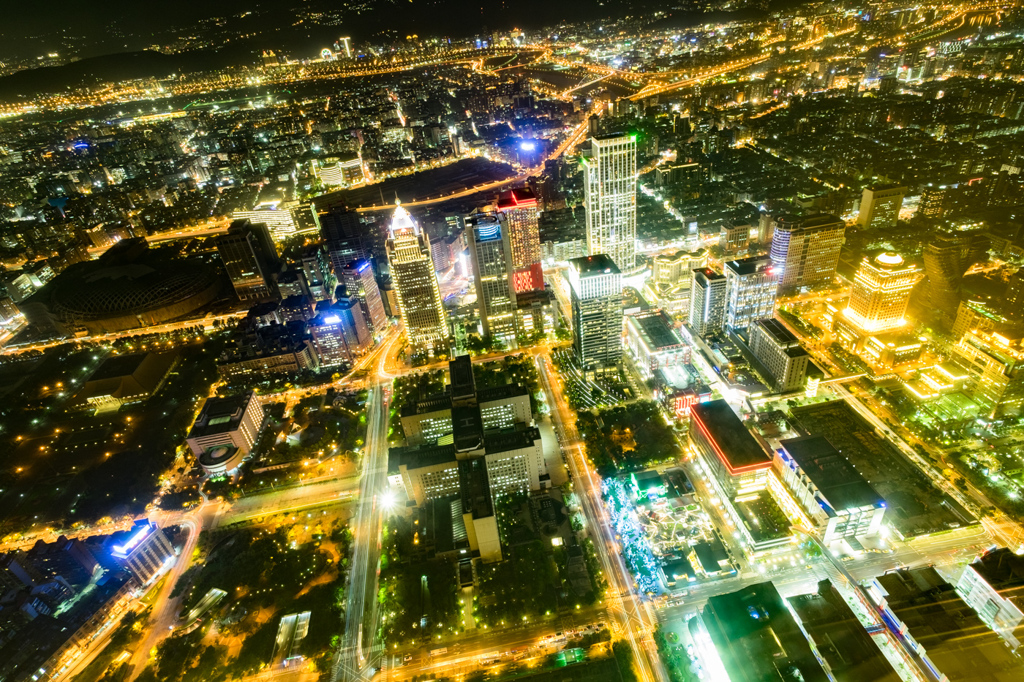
xmin=842 ymin=252 xmax=918 ymax=333
xmin=496 ymin=188 xmax=543 ymax=292
xmin=385 ymin=201 xmax=449 ymax=348
xmin=724 ymin=256 xmax=778 ymax=331
xmin=583 ymin=133 xmax=637 ymax=272
xmin=769 ymin=214 xmax=845 ymax=291
xmin=922 ymin=234 xmax=964 ymax=327
xmin=341 ymin=258 xmax=387 ymax=335
xmin=566 ymin=254 xmax=622 ymax=376
xmin=316 ymin=208 xmax=370 ymax=275
xmin=216 ymin=219 xmax=280 ymax=302
xmin=468 ymin=213 xmax=518 ymax=347
xmin=688 ymin=268 xmax=727 ymax=337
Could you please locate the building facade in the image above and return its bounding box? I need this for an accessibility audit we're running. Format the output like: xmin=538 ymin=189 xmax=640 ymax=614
xmin=468 ymin=213 xmax=518 ymax=346
xmin=567 ymin=255 xmax=623 ymax=376
xmin=769 ymin=214 xmax=845 ymax=290
xmin=217 ymin=220 xmax=280 ymax=302
xmin=842 ymin=252 xmax=918 ymax=334
xmin=583 ymin=134 xmax=638 ymax=272
xmin=386 ymin=202 xmax=449 ymax=348
xmin=111 ymin=521 xmax=175 ymax=584
xmin=688 ymin=268 xmax=727 ymax=337
xmin=724 ymin=256 xmax=778 ymax=331
xmin=858 ymin=184 xmax=905 ymax=229
xmin=496 ymin=188 xmax=543 ymax=292
xmin=341 ymin=258 xmax=387 ymax=335
xmin=748 ymin=318 xmax=810 ymax=393
xmin=186 ymin=391 xmax=266 ymax=458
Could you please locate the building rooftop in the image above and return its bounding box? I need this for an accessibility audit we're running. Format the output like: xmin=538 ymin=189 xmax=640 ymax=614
xmin=476 ymin=383 xmax=530 ymax=403
xmin=483 ymin=426 xmax=541 ymax=455
xmin=452 ymin=404 xmax=484 ymax=453
xmin=399 ymin=394 xmax=453 ymax=418
xmin=569 ymin=254 xmax=620 ymax=276
xmin=387 ymin=442 xmax=457 ymax=474
xmin=702 ymin=582 xmax=828 ymax=682
xmin=753 ymin=318 xmax=800 ymax=347
xmin=497 ymin=187 xmax=537 ymax=210
xmin=968 ymin=548 xmax=1024 ymax=610
xmin=787 ymin=581 xmax=901 ymax=682
xmin=627 ymin=311 xmax=684 ymax=351
xmin=690 ymin=400 xmax=771 ymax=473
xmin=876 ymin=567 xmax=1024 ymax=679
xmin=449 ymin=354 xmax=477 ymax=403
xmin=724 ymin=256 xmax=774 ymax=277
xmin=693 ymin=267 xmax=725 ymax=283
xmin=187 ymin=392 xmax=258 ymax=440
xmin=459 ymin=458 xmax=494 ymax=519
xmin=75 ymin=351 xmax=177 ymax=404
xmin=780 ymin=435 xmax=884 ymax=513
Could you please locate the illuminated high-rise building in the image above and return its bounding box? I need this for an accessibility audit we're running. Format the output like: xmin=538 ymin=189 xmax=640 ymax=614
xmin=951 ymin=329 xmax=1024 ymax=419
xmin=316 ymin=208 xmax=370 ymax=274
xmin=858 ymin=184 xmax=905 ymax=229
xmin=583 ymin=133 xmax=637 ymax=272
xmin=385 ymin=201 xmax=449 ymax=347
xmin=688 ymin=268 xmax=727 ymax=337
xmin=496 ymin=188 xmax=543 ymax=292
xmin=724 ymin=256 xmax=778 ymax=331
xmin=922 ymin=234 xmax=964 ymax=327
xmin=769 ymin=214 xmax=845 ymax=291
xmin=468 ymin=213 xmax=518 ymax=347
xmin=341 ymin=258 xmax=387 ymax=335
xmin=216 ymin=219 xmax=280 ymax=302
xmin=567 ymin=254 xmax=622 ymax=376
xmin=842 ymin=252 xmax=918 ymax=333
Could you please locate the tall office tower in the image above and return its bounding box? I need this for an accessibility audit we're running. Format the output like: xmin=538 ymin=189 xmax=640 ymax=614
xmin=582 ymin=133 xmax=638 ymax=272
xmin=566 ymin=254 xmax=622 ymax=376
xmin=724 ymin=256 xmax=778 ymax=331
xmin=315 ymin=208 xmax=370 ymax=275
xmin=217 ymin=219 xmax=281 ymax=302
xmin=468 ymin=213 xmax=519 ymax=347
xmin=688 ymin=268 xmax=727 ymax=337
xmin=341 ymin=258 xmax=387 ymax=335
xmin=842 ymin=252 xmax=918 ymax=333
xmin=496 ymin=188 xmax=543 ymax=292
xmin=300 ymin=243 xmax=332 ymax=299
xmin=858 ymin=184 xmax=906 ymax=229
xmin=769 ymin=214 xmax=845 ymax=291
xmin=922 ymin=234 xmax=964 ymax=326
xmin=919 ymin=185 xmax=951 ymax=220
xmin=386 ymin=201 xmax=449 ymax=347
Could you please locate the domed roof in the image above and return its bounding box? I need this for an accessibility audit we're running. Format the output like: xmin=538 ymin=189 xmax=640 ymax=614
xmin=50 ymin=258 xmax=219 ymax=320
xmin=875 ymin=252 xmax=904 ymax=267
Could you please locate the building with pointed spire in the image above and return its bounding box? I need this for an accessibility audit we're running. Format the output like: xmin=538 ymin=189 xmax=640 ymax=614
xmin=385 ymin=201 xmax=449 ymax=348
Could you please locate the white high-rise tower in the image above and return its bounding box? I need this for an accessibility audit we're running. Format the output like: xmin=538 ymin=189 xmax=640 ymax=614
xmin=583 ymin=133 xmax=637 ymax=272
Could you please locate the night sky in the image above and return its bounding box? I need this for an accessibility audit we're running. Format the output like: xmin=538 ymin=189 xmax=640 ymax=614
xmin=1 ymin=0 xmax=673 ymax=62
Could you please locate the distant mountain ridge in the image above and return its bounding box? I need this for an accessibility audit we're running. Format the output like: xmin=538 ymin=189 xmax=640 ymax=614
xmin=0 ymin=46 xmax=260 ymax=102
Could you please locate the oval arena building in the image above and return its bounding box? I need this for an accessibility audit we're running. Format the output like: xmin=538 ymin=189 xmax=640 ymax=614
xmin=22 ymin=238 xmax=223 ymax=336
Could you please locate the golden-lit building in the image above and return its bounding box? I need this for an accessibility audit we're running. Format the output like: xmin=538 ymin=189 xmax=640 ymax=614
xmin=951 ymin=330 xmax=1024 ymax=419
xmin=385 ymin=201 xmax=449 ymax=348
xmin=843 ymin=252 xmax=918 ymax=334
